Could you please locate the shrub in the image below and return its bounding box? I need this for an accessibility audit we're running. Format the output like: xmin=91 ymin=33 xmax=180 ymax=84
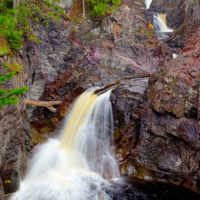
xmin=0 ymin=63 xmax=28 ymax=106
xmin=87 ymin=0 xmax=121 ymax=18
xmin=0 ymin=1 xmax=23 ymax=51
xmin=0 ymin=34 xmax=11 ymax=56
xmin=0 ymin=0 xmax=65 ymax=51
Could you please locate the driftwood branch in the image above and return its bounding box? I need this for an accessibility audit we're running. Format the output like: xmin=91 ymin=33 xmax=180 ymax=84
xmin=25 ymin=99 xmax=62 ymax=112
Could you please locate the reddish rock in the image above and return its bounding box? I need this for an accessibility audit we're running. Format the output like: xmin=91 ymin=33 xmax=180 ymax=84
xmin=112 ymin=74 xmax=200 ymax=193
xmin=0 ymin=178 xmax=4 ymax=200
xmin=25 ymin=0 xmax=169 ymax=136
xmin=147 ymin=27 xmax=200 ymax=118
xmin=0 ymin=0 xmax=197 ymax=197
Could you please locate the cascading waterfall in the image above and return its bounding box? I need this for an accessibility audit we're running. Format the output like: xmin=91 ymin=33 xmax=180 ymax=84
xmin=172 ymin=53 xmax=178 ymax=59
xmin=145 ymin=0 xmax=152 ymax=9
xmin=153 ymin=14 xmax=173 ymax=40
xmin=10 ymin=88 xmax=119 ymax=200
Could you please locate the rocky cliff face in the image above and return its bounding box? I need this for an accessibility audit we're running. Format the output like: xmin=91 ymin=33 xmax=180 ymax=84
xmin=0 ymin=54 xmax=31 ymax=199
xmin=26 ymin=0 xmax=168 ymax=136
xmin=112 ymin=0 xmax=200 ymax=194
xmin=0 ymin=0 xmax=200 ymax=198
xmin=150 ymin=0 xmax=200 ymax=50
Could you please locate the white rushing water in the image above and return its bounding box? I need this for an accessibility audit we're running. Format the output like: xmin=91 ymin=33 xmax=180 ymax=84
xmin=145 ymin=0 xmax=152 ymax=9
xmin=10 ymin=89 xmax=119 ymax=200
xmin=172 ymin=53 xmax=178 ymax=59
xmin=153 ymin=14 xmax=174 ymax=40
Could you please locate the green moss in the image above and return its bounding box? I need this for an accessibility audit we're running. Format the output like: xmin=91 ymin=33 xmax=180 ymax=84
xmin=4 ymin=62 xmax=21 ymax=73
xmin=31 ymin=131 xmax=47 ymax=146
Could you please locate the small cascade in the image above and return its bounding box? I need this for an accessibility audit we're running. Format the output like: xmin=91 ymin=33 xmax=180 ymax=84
xmin=153 ymin=14 xmax=173 ymax=40
xmin=10 ymin=89 xmax=119 ymax=200
xmin=172 ymin=53 xmax=178 ymax=59
xmin=145 ymin=0 xmax=152 ymax=9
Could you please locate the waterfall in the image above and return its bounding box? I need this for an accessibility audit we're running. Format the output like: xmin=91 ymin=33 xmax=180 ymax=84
xmin=172 ymin=53 xmax=178 ymax=59
xmin=145 ymin=0 xmax=152 ymax=9
xmin=153 ymin=14 xmax=173 ymax=40
xmin=10 ymin=89 xmax=119 ymax=200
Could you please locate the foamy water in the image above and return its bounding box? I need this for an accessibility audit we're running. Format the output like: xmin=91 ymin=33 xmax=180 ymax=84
xmin=10 ymin=89 xmax=119 ymax=200
xmin=153 ymin=14 xmax=173 ymax=40
xmin=145 ymin=0 xmax=152 ymax=9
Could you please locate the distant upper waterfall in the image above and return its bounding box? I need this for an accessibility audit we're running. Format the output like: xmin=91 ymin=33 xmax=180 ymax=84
xmin=145 ymin=0 xmax=152 ymax=9
xmin=10 ymin=89 xmax=119 ymax=200
xmin=153 ymin=14 xmax=173 ymax=40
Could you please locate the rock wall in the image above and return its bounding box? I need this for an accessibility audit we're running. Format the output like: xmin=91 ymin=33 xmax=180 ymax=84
xmin=150 ymin=0 xmax=200 ymax=49
xmin=0 ymin=0 xmax=199 ymax=197
xmin=26 ymin=0 xmax=168 ymax=135
xmin=0 ymin=54 xmax=31 ymax=199
xmin=112 ymin=0 xmax=200 ymax=194
xmin=25 ymin=0 xmax=200 ymax=194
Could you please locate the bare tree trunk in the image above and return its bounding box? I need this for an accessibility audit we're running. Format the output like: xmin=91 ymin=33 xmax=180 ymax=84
xmin=25 ymin=99 xmax=62 ymax=112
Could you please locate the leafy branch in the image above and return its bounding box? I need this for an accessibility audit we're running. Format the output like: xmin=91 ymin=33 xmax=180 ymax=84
xmin=0 ymin=63 xmax=28 ymax=106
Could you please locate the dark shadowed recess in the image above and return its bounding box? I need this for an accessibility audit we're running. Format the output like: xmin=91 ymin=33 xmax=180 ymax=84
xmin=104 ymin=178 xmax=200 ymax=200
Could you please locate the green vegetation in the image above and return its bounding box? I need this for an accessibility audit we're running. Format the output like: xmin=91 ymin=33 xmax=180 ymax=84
xmin=0 ymin=0 xmax=121 ymax=50
xmin=0 ymin=0 xmax=64 ymax=52
xmin=0 ymin=0 xmax=65 ymax=106
xmin=0 ymin=34 xmax=11 ymax=56
xmin=87 ymin=0 xmax=121 ymax=18
xmin=0 ymin=0 xmax=121 ymax=107
xmin=66 ymin=0 xmax=121 ymax=22
xmin=0 ymin=0 xmax=23 ymax=51
xmin=16 ymin=0 xmax=64 ymax=43
xmin=0 ymin=63 xmax=28 ymax=106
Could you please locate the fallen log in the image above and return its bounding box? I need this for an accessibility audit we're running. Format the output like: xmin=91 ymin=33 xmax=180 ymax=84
xmin=25 ymin=99 xmax=62 ymax=112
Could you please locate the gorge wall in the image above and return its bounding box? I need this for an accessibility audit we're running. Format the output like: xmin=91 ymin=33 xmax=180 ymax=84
xmin=0 ymin=54 xmax=31 ymax=200
xmin=0 ymin=0 xmax=199 ymax=199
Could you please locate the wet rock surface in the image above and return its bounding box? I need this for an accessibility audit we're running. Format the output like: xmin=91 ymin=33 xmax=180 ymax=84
xmin=110 ymin=0 xmax=200 ymax=194
xmin=105 ymin=178 xmax=200 ymax=200
xmin=26 ymin=0 xmax=200 ymax=195
xmin=27 ymin=0 xmax=167 ymax=135
xmin=112 ymin=77 xmax=200 ymax=194
xmin=0 ymin=0 xmax=200 ymax=198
